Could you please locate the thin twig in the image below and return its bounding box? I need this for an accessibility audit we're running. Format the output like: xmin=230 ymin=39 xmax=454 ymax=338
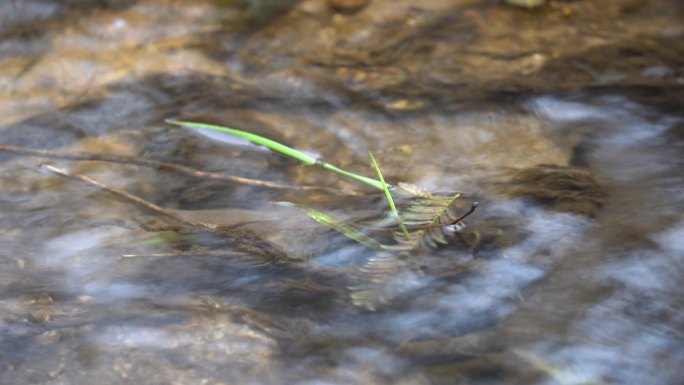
xmin=40 ymin=163 xmax=288 ymax=263
xmin=1 ymin=144 xmax=360 ymax=194
xmin=121 ymin=250 xmax=247 ymax=258
xmin=40 ymin=163 xmax=215 ymax=231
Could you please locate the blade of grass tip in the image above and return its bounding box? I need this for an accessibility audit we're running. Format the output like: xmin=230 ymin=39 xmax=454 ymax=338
xmin=369 ymin=152 xmax=410 ymax=239
xmin=165 ymin=119 xmax=384 ymax=191
xmin=298 ymin=205 xmax=384 ymax=250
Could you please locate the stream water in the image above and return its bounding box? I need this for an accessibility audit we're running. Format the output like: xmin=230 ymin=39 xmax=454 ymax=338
xmin=1 ymin=1 xmax=683 ymax=384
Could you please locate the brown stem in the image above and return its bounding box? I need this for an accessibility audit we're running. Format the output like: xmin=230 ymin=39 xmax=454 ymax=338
xmin=40 ymin=163 xmax=289 ymax=264
xmin=121 ymin=250 xmax=247 ymax=258
xmin=447 ymin=201 xmax=480 ymax=226
xmin=1 ymin=144 xmax=358 ymax=194
xmin=39 ymin=163 xmax=213 ymax=231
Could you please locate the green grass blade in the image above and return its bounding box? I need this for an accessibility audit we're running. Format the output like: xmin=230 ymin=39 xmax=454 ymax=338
xmin=166 ymin=119 xmax=383 ymax=190
xmin=166 ymin=119 xmax=317 ymax=164
xmin=298 ymin=206 xmax=384 ymax=250
xmin=321 ymin=163 xmax=383 ymax=190
xmin=369 ymin=152 xmax=410 ymax=239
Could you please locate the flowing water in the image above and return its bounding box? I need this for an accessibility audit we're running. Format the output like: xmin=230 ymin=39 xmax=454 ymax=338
xmin=1 ymin=1 xmax=683 ymax=384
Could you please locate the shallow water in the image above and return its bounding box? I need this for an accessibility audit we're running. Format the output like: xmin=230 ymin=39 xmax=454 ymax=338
xmin=1 ymin=1 xmax=684 ymax=384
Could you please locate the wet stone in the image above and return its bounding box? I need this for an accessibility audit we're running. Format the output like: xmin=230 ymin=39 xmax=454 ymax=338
xmin=328 ymin=0 xmax=370 ymax=13
xmin=504 ymin=165 xmax=607 ymax=217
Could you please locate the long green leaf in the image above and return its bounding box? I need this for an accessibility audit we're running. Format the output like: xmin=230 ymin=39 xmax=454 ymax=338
xmin=166 ymin=119 xmax=317 ymax=164
xmin=370 ymin=152 xmax=410 ymax=239
xmin=166 ymin=119 xmax=383 ymax=190
xmin=320 ymin=163 xmax=384 ymax=190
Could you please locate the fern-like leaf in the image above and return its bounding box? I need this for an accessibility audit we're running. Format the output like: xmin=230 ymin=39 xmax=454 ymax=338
xmin=385 ymin=192 xmax=464 ymax=251
xmin=349 ymin=252 xmax=407 ymax=310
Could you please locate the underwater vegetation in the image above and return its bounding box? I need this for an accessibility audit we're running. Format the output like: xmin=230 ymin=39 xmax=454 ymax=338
xmin=165 ymin=119 xmax=480 ymax=253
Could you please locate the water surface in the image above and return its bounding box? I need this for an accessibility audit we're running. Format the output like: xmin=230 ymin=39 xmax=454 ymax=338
xmin=1 ymin=1 xmax=683 ymax=384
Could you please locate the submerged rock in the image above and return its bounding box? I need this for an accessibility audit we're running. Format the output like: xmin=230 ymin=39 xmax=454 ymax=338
xmin=328 ymin=0 xmax=369 ymax=13
xmin=504 ymin=0 xmax=546 ymax=8
xmin=505 ymin=164 xmax=606 ymax=217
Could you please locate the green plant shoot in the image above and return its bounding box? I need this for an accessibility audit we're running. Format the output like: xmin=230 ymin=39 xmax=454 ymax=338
xmin=370 ymin=152 xmax=410 ymax=239
xmin=165 ymin=119 xmax=384 ymax=190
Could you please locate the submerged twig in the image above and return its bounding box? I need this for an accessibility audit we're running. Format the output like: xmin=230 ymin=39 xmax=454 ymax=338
xmin=39 ymin=163 xmax=212 ymax=231
xmin=1 ymin=144 xmax=358 ymax=194
xmin=121 ymin=250 xmax=246 ymax=258
xmin=39 ymin=163 xmax=288 ymax=263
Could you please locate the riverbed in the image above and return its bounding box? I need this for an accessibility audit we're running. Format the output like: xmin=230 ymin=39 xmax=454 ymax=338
xmin=1 ymin=1 xmax=683 ymax=384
